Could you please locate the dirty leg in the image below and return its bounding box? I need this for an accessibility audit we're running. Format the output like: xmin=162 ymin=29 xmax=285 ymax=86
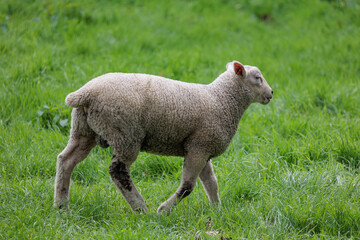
xmin=157 ymin=150 xmax=209 ymax=214
xmin=199 ymin=160 xmax=220 ymax=204
xmin=109 ymin=150 xmax=148 ymax=213
xmin=54 ymin=136 xmax=96 ymax=209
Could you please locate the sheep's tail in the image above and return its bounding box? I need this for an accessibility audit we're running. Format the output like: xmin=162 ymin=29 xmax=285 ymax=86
xmin=65 ymin=89 xmax=89 ymax=108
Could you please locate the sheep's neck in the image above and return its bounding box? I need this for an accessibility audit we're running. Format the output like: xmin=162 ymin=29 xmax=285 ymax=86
xmin=209 ymin=73 xmax=252 ymax=123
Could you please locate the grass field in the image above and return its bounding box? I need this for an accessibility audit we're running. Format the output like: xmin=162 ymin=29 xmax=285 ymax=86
xmin=1 ymin=0 xmax=360 ymax=239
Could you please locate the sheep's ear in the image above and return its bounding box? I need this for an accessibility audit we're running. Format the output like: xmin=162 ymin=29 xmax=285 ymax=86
xmin=234 ymin=62 xmax=246 ymax=78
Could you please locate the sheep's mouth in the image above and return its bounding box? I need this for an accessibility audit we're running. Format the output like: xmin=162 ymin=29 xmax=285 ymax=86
xmin=262 ymin=97 xmax=271 ymax=105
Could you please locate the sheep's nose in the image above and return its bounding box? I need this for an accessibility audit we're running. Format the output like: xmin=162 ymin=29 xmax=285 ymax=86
xmin=267 ymin=89 xmax=273 ymax=100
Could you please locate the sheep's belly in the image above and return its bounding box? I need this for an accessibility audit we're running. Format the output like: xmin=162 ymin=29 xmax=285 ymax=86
xmin=140 ymin=136 xmax=187 ymax=157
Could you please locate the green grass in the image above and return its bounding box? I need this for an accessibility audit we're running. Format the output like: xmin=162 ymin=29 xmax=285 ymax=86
xmin=1 ymin=0 xmax=360 ymax=238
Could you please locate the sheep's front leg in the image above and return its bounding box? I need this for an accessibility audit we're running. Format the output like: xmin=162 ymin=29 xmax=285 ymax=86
xmin=157 ymin=150 xmax=209 ymax=215
xmin=54 ymin=136 xmax=96 ymax=209
xmin=109 ymin=151 xmax=149 ymax=213
xmin=199 ymin=160 xmax=220 ymax=204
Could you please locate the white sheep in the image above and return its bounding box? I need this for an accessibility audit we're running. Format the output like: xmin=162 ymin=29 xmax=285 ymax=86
xmin=54 ymin=61 xmax=273 ymax=214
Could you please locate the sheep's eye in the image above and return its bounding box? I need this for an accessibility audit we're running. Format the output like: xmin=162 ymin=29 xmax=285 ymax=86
xmin=255 ymin=76 xmax=262 ymax=82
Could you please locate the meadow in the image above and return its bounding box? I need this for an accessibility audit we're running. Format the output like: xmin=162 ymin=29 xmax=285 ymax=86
xmin=1 ymin=0 xmax=360 ymax=239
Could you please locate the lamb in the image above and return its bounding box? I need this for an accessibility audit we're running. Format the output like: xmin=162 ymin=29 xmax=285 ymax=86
xmin=53 ymin=61 xmax=273 ymax=214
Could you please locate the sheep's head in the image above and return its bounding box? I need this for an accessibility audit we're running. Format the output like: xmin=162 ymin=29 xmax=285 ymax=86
xmin=227 ymin=61 xmax=273 ymax=104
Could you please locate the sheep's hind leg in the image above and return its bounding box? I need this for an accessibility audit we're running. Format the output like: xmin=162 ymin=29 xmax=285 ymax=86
xmin=157 ymin=150 xmax=209 ymax=215
xmin=54 ymin=136 xmax=96 ymax=210
xmin=109 ymin=147 xmax=148 ymax=213
xmin=199 ymin=160 xmax=221 ymax=204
